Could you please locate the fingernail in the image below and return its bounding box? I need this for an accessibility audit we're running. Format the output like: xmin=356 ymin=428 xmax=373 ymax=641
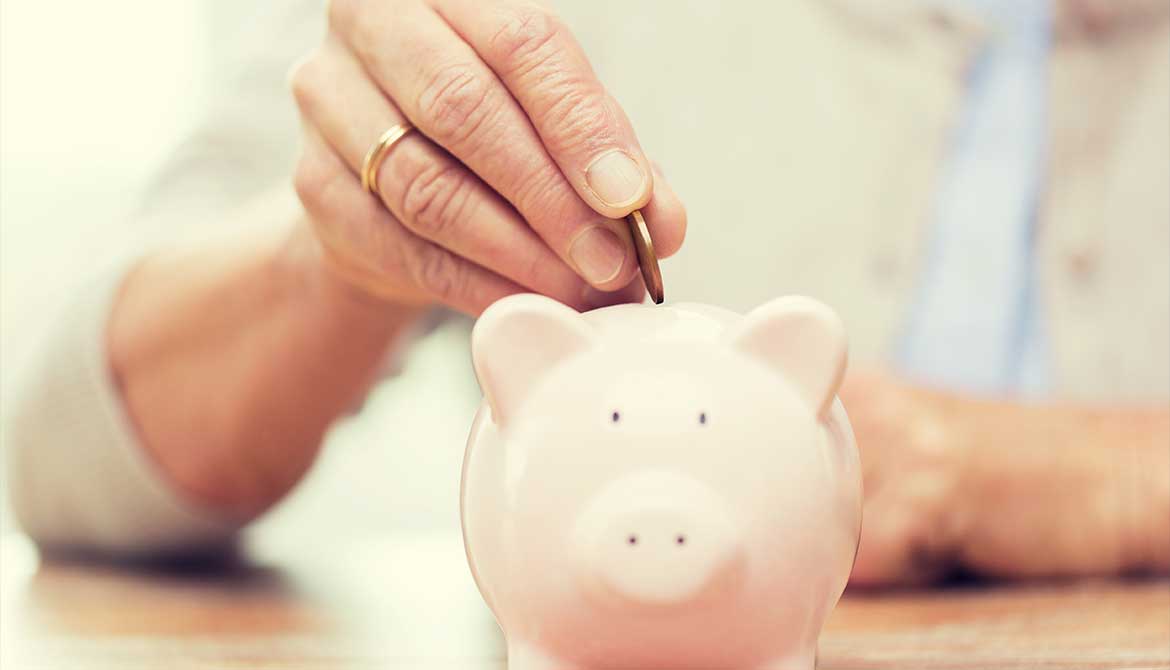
xmin=585 ymin=151 xmax=647 ymax=207
xmin=569 ymin=226 xmax=626 ymax=285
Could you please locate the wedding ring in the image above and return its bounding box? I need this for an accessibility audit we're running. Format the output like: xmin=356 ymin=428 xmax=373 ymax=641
xmin=360 ymin=122 xmax=415 ymax=196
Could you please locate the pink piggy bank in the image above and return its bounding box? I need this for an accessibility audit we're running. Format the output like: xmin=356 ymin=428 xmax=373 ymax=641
xmin=462 ymin=294 xmax=862 ymax=670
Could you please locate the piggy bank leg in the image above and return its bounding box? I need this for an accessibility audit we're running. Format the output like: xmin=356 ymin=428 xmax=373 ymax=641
xmin=757 ymin=648 xmax=817 ymax=670
xmin=507 ymin=642 xmax=577 ymax=670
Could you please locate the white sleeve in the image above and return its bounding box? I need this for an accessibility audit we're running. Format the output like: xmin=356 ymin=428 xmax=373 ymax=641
xmin=3 ymin=263 xmax=240 ymax=557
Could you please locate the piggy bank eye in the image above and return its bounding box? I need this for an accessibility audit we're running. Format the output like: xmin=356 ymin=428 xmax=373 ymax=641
xmin=611 ymin=411 xmax=621 ymax=423
xmin=698 ymin=412 xmax=707 ymax=425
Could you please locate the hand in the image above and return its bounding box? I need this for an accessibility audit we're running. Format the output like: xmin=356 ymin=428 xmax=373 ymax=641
xmin=842 ymin=370 xmax=970 ymax=586
xmin=289 ymin=0 xmax=687 ymax=315
xmin=842 ymin=369 xmax=1170 ymax=586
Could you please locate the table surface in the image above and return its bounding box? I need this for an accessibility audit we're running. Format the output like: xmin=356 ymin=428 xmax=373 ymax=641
xmin=1 ymin=532 xmax=1167 ymax=670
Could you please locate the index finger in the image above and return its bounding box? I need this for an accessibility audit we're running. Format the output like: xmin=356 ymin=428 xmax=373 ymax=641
xmin=432 ymin=0 xmax=654 ymax=219
xmin=332 ymin=0 xmax=642 ymax=290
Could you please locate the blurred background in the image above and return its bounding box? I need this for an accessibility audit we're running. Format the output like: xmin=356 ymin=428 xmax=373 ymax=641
xmin=1 ymin=0 xmax=208 ymax=396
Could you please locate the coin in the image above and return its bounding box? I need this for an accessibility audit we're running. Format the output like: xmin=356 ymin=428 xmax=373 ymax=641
xmin=625 ymin=209 xmax=664 ymax=304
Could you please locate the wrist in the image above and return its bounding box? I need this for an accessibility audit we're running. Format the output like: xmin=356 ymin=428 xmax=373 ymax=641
xmin=108 ymin=217 xmax=427 ymax=522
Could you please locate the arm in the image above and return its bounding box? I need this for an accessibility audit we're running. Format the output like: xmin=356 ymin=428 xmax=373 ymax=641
xmin=7 ymin=0 xmax=687 ymax=554
xmin=107 ymin=194 xmax=422 ymax=522
xmin=4 ymin=191 xmax=422 ymax=555
xmin=846 ymin=371 xmax=1169 ymax=585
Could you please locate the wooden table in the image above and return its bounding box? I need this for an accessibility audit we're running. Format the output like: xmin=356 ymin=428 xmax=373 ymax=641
xmin=2 ymin=532 xmax=1166 ymax=669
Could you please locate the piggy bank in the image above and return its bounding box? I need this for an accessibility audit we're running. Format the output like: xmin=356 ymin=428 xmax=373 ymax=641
xmin=461 ymin=294 xmax=862 ymax=670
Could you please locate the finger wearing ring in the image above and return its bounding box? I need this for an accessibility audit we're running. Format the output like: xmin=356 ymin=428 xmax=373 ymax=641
xmin=360 ymin=122 xmax=414 ymax=196
xmin=289 ymin=42 xmax=614 ymax=309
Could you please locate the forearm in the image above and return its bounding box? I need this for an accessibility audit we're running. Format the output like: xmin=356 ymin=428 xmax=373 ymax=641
xmin=109 ymin=204 xmax=421 ymax=521
xmin=948 ymin=395 xmax=1170 ymax=578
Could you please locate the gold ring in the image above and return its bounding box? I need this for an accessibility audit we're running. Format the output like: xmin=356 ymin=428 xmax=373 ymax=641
xmin=360 ymin=122 xmax=415 ymax=196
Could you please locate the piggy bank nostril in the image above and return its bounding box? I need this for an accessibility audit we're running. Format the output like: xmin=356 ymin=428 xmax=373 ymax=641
xmin=676 ymin=535 xmax=687 ymax=546
xmin=627 ymin=535 xmax=638 ymax=546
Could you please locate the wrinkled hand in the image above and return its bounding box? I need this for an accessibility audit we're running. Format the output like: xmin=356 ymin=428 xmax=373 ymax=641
xmin=290 ymin=0 xmax=686 ymax=314
xmin=843 ymin=370 xmax=971 ymax=586
xmin=842 ymin=369 xmax=1168 ymax=586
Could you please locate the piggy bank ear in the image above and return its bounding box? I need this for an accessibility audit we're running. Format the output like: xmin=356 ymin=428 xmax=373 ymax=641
xmin=727 ymin=296 xmax=848 ymax=419
xmin=472 ymin=294 xmax=595 ymax=426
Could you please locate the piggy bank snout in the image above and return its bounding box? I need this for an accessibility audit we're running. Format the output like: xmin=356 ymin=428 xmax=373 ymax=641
xmin=574 ymin=473 xmax=744 ymax=608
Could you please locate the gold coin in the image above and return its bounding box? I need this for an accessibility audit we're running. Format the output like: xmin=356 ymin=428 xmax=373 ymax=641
xmin=626 ymin=209 xmax=664 ymax=304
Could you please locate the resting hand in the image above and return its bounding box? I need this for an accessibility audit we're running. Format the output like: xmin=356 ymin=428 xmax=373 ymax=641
xmin=845 ymin=369 xmax=1170 ymax=586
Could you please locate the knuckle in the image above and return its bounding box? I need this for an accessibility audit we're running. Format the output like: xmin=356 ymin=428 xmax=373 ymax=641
xmin=412 ymin=247 xmax=463 ymax=301
xmin=416 ymin=63 xmax=496 ymax=149
xmin=399 ymin=163 xmax=476 ymax=240
xmin=293 ymin=151 xmax=340 ymax=213
xmin=540 ymin=88 xmax=614 ymax=154
xmin=488 ymin=4 xmax=563 ymax=74
xmin=287 ymin=53 xmax=325 ymax=112
xmin=511 ymin=164 xmax=572 ymax=219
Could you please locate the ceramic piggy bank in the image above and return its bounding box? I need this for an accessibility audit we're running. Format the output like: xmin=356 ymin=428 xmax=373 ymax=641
xmin=461 ymin=294 xmax=862 ymax=670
